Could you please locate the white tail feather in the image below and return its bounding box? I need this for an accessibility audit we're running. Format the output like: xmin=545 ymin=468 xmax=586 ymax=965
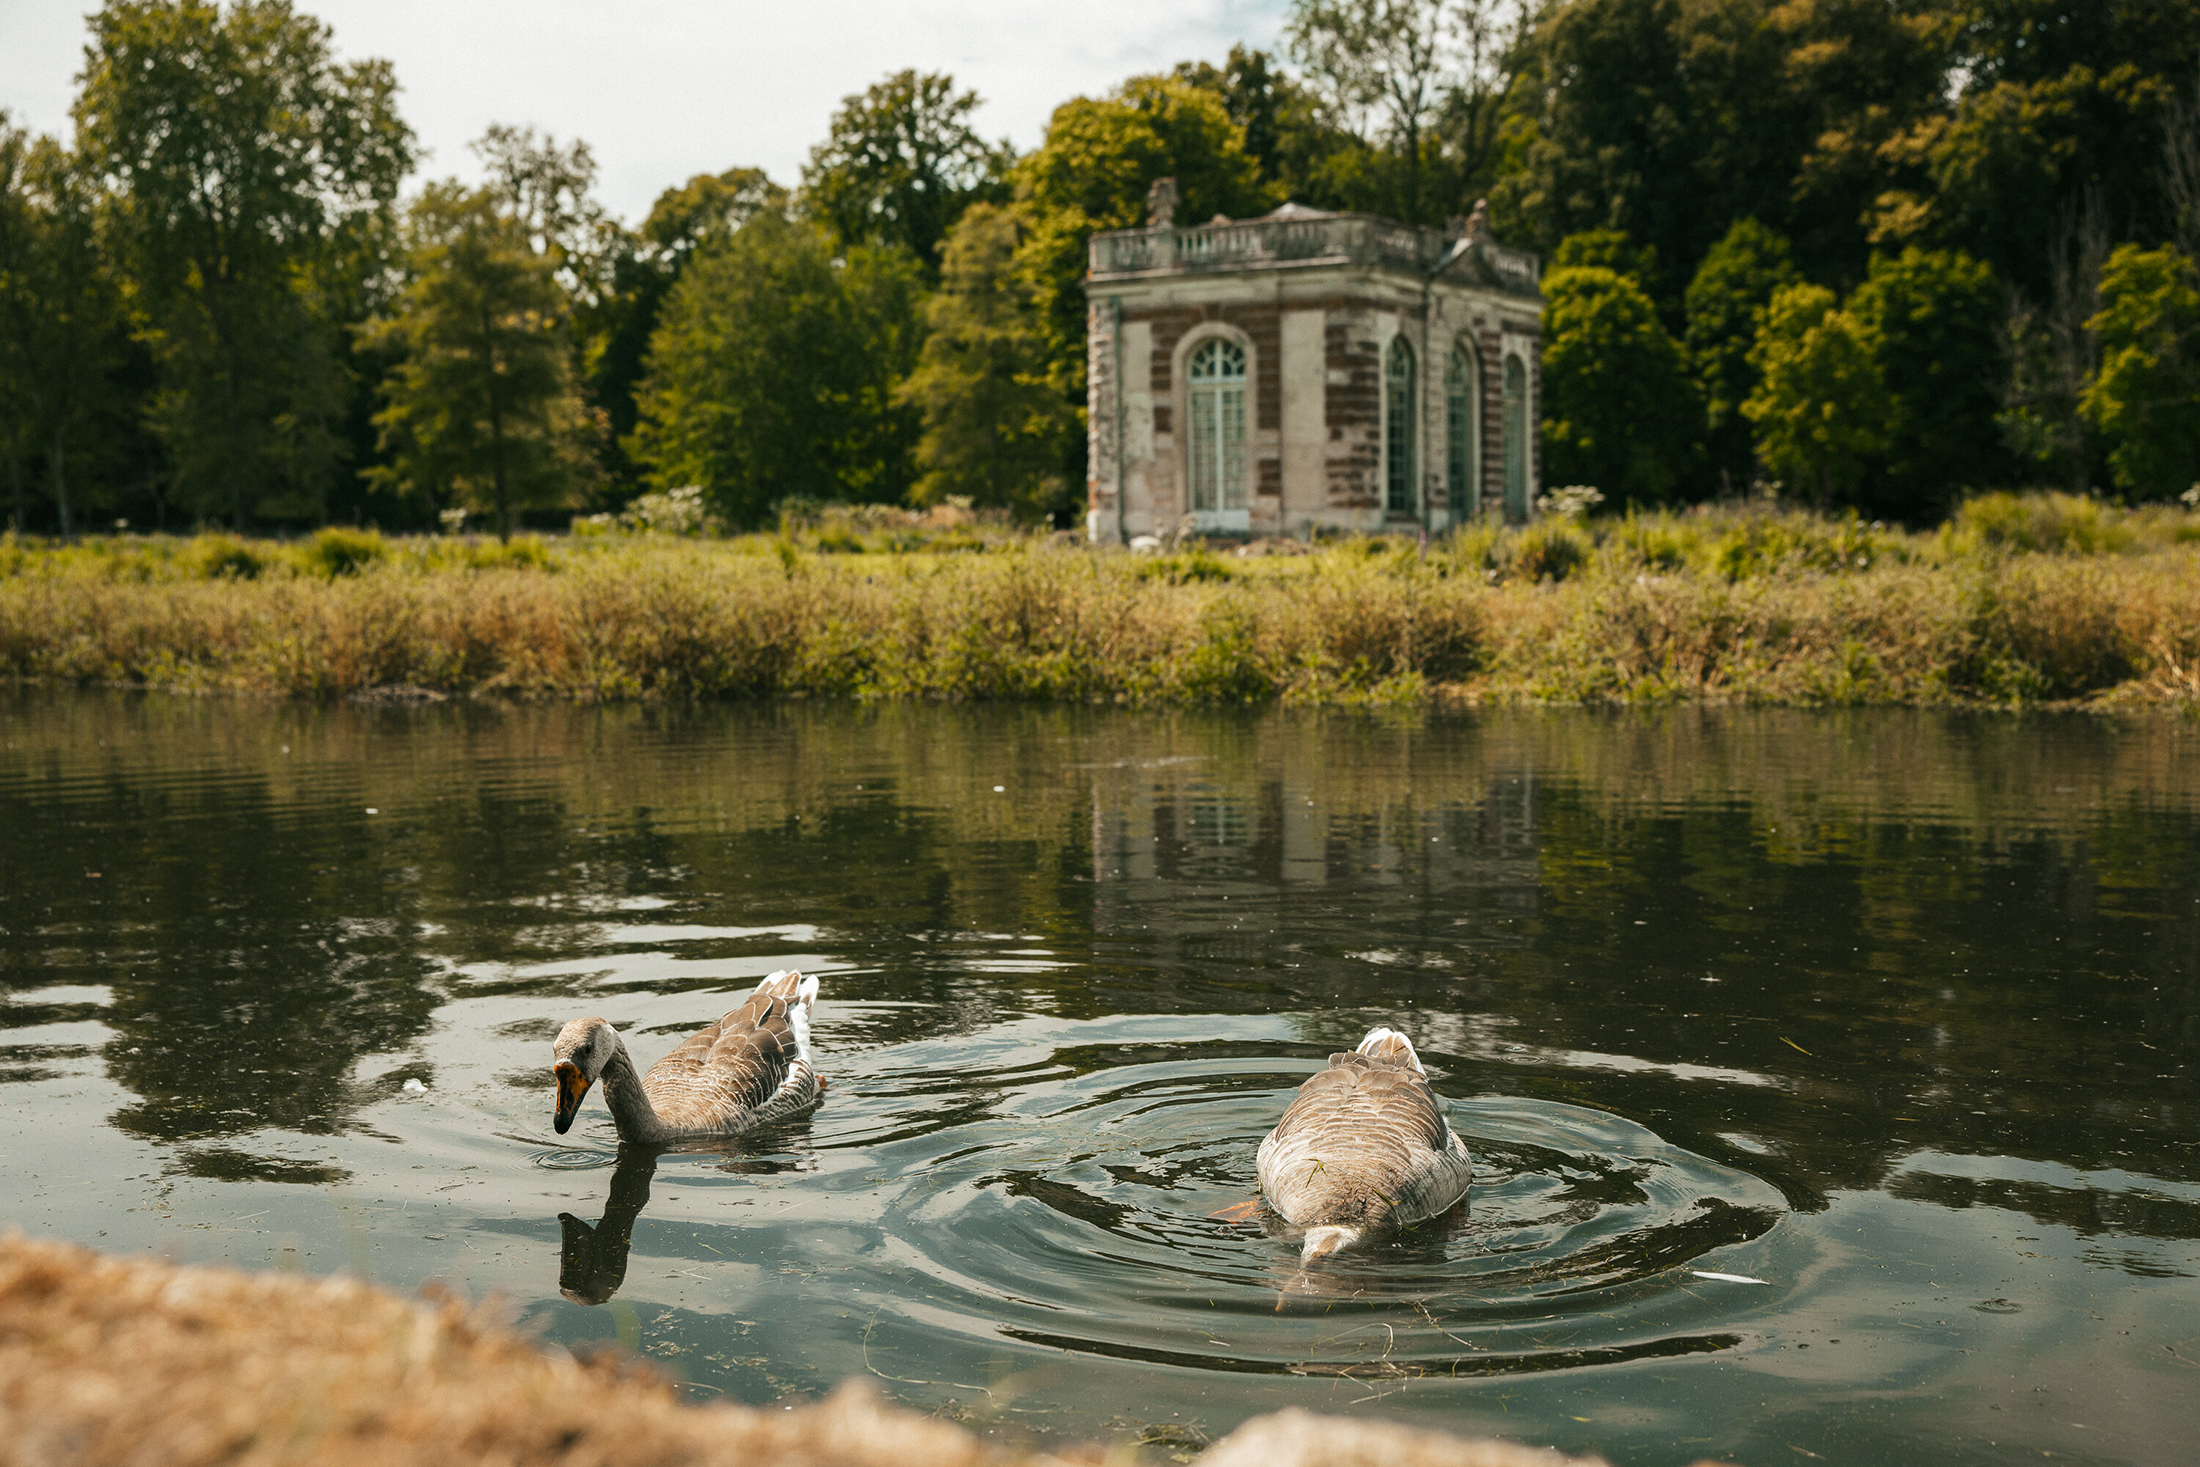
xmin=1301 ymin=1224 xmax=1362 ymax=1262
xmin=789 ymin=988 xmax=813 ymax=1065
xmin=1355 ymin=1027 xmax=1423 ymax=1072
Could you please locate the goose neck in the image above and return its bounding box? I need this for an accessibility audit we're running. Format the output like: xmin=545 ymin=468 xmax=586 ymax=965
xmin=598 ymin=1034 xmax=674 ymax=1145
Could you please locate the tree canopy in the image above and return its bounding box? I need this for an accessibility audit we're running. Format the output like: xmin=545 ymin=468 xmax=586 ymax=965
xmin=9 ymin=1 xmax=2200 ymax=532
xmin=1539 ymin=259 xmax=1700 ymax=505
xmin=629 ymin=215 xmax=923 ymax=526
xmin=364 ymin=183 xmax=595 ymax=539
xmin=801 ymin=70 xmax=1011 ymax=274
xmin=73 ymin=0 xmax=412 ymax=528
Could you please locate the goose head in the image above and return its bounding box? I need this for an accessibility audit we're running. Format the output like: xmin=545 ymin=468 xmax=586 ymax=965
xmin=552 ymin=1017 xmax=617 ymax=1134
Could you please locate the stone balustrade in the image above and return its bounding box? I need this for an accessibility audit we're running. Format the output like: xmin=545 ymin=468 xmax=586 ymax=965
xmin=1089 ymin=213 xmax=1540 ymax=295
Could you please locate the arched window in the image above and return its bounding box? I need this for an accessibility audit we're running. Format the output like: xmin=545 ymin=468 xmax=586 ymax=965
xmin=1186 ymin=338 xmax=1247 ymax=514
xmin=1384 ymin=335 xmax=1415 ymax=515
xmin=1445 ymin=345 xmax=1476 ymax=517
xmin=1502 ymin=353 xmax=1529 ymax=522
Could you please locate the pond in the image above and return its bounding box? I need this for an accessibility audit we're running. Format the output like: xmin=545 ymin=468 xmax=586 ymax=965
xmin=3 ymin=692 xmax=2196 ymax=1466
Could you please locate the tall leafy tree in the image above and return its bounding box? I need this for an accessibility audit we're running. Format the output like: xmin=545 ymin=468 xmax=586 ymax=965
xmin=0 ymin=116 xmax=43 ymax=532
xmin=585 ymin=167 xmax=788 ymax=483
xmin=1847 ymin=246 xmax=2004 ymax=516
xmin=1882 ymin=1 xmax=2200 ymax=297
xmin=1013 ymin=75 xmax=1270 ymax=404
xmin=1284 ymin=0 xmax=1516 ymax=223
xmin=1685 ymin=219 xmax=1800 ymax=493
xmin=473 ymin=124 xmax=616 ymax=306
xmin=895 ymin=204 xmax=1074 ymax=516
xmin=364 ymin=184 xmax=595 ymax=540
xmin=1549 ymin=228 xmax=1657 ymax=283
xmin=72 ymin=0 xmax=412 ymax=529
xmin=801 ymin=71 xmax=1011 ymax=276
xmin=1744 ymin=283 xmax=1891 ymax=508
xmin=1498 ymin=0 xmax=1946 ymax=304
xmin=1 ymin=117 xmax=136 ymax=536
xmin=630 ymin=214 xmax=923 ymax=526
xmin=1538 ymin=259 xmax=1700 ymax=504
xmin=2081 ymin=243 xmax=2200 ymax=500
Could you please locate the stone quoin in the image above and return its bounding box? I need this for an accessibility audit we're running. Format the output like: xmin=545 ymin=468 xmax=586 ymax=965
xmin=1085 ymin=184 xmax=1544 ymax=543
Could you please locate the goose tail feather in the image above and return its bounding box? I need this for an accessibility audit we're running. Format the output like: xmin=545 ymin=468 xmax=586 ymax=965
xmin=1354 ymin=1026 xmax=1423 ymax=1072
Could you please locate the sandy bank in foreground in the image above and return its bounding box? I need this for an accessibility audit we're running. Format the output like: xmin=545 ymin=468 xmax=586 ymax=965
xmin=0 ymin=1232 xmax=1692 ymax=1467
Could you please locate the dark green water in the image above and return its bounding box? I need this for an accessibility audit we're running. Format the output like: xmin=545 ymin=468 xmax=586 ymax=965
xmin=3 ymin=693 xmax=2197 ymax=1466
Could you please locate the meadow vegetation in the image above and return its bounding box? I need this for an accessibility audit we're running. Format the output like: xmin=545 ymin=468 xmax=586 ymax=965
xmin=5 ymin=495 xmax=2197 ymax=712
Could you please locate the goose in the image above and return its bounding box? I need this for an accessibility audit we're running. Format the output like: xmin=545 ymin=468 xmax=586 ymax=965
xmin=552 ymin=971 xmax=821 ymax=1144
xmin=1254 ymin=1027 xmax=1472 ymax=1263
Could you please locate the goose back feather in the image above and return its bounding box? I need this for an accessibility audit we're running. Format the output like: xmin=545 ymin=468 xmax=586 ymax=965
xmin=1256 ymin=1027 xmax=1471 ymax=1246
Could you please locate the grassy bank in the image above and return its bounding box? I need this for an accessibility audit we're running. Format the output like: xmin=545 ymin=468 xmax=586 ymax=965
xmin=4 ymin=495 xmax=2199 ymax=709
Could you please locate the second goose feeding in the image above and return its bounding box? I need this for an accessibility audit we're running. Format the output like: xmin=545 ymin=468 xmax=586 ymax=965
xmin=1256 ymin=1026 xmax=1472 ymax=1262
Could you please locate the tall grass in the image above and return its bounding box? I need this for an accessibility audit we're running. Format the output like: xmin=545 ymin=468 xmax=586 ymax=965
xmin=4 ymin=498 xmax=2197 ymax=709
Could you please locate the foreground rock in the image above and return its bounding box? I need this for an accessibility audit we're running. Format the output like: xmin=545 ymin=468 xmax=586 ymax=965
xmin=0 ymin=1233 xmax=1626 ymax=1467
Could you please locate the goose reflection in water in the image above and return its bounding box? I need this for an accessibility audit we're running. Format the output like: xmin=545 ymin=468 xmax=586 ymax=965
xmin=554 ymin=1127 xmax=817 ymax=1306
xmin=1251 ymin=1198 xmax=1473 ymax=1310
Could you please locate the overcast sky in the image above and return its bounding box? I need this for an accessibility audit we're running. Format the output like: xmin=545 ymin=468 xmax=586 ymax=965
xmin=1 ymin=0 xmax=1292 ymax=224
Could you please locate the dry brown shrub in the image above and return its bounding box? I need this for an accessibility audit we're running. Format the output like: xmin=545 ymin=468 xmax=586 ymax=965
xmin=5 ymin=532 xmax=2199 ymax=710
xmin=0 ymin=1233 xmax=1622 ymax=1467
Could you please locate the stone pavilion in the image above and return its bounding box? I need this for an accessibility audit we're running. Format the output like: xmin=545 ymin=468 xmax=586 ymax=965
xmin=1084 ymin=181 xmax=1543 ymax=542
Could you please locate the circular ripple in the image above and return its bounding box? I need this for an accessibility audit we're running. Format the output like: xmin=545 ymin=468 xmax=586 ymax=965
xmin=532 ymin=1147 xmax=617 ymax=1171
xmin=844 ymin=1046 xmax=1788 ymax=1381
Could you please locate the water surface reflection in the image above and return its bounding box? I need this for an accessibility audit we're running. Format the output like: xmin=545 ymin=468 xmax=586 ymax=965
xmin=2 ymin=695 xmax=2195 ymax=1466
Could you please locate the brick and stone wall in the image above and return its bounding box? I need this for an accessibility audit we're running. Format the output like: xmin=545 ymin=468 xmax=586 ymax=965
xmin=1086 ymin=209 xmax=1541 ymax=540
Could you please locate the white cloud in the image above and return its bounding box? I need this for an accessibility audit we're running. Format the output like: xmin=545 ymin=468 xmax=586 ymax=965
xmin=0 ymin=0 xmax=1291 ymax=224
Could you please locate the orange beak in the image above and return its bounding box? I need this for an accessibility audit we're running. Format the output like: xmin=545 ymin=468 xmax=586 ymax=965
xmin=553 ymin=1061 xmax=591 ymax=1134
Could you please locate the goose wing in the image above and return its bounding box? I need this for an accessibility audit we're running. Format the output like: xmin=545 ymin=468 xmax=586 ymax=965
xmin=642 ymin=972 xmax=819 ymax=1132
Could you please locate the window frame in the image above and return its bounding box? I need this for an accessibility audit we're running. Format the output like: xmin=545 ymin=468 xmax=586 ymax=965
xmin=1175 ymin=327 xmax=1255 ymax=533
xmin=1383 ymin=334 xmax=1417 ymax=518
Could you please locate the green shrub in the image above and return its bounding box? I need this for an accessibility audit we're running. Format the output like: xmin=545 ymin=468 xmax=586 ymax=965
xmin=1137 ymin=548 xmax=1234 ymax=585
xmin=1508 ymin=521 xmax=1591 ymax=582
xmin=1711 ymin=513 xmax=1889 ymax=579
xmin=464 ymin=535 xmax=552 ymax=570
xmin=297 ymin=527 xmax=389 ymax=578
xmin=1950 ymin=491 xmax=2135 ymax=556
xmin=1613 ymin=514 xmax=1691 ymax=571
xmin=185 ymin=534 xmax=270 ymax=580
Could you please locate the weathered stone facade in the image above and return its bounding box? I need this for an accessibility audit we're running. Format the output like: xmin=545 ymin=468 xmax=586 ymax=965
xmin=1084 ymin=198 xmax=1543 ymax=541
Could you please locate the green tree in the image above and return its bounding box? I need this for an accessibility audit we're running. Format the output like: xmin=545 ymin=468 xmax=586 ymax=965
xmin=73 ymin=0 xmax=412 ymax=529
xmin=1847 ymin=245 xmax=2004 ymax=516
xmin=630 ymin=214 xmax=923 ymax=526
xmin=473 ymin=124 xmax=613 ymax=300
xmin=0 ymin=120 xmax=131 ymax=536
xmin=895 ymin=204 xmax=1074 ymax=517
xmin=364 ymin=184 xmax=594 ymax=540
xmin=1499 ymin=0 xmax=1947 ymax=304
xmin=1878 ymin=3 xmax=2199 ymax=297
xmin=583 ymin=168 xmax=788 ymax=485
xmin=800 ymin=71 xmax=1011 ymax=276
xmin=1538 ymin=261 xmax=1700 ymax=504
xmin=1549 ymin=227 xmax=1657 ymax=282
xmin=1744 ymin=283 xmax=1892 ymax=507
xmin=1685 ymin=218 xmax=1801 ymax=492
xmin=2080 ymin=243 xmax=2200 ymax=499
xmin=1284 ymin=0 xmax=1516 ymax=223
xmin=1013 ymin=75 xmax=1269 ymax=403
